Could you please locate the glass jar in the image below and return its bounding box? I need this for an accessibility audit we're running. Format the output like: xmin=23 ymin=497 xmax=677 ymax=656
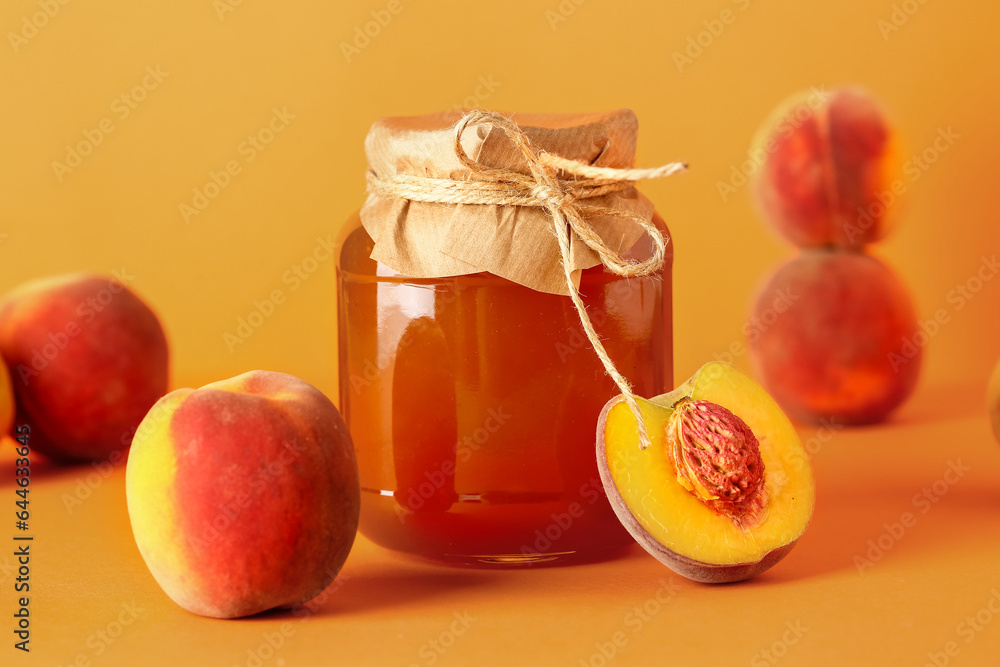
xmin=336 ymin=211 xmax=672 ymax=565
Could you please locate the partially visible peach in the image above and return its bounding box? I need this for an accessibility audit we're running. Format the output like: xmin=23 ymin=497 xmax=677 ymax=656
xmin=751 ymin=87 xmax=902 ymax=248
xmin=748 ymin=249 xmax=921 ymax=424
xmin=0 ymin=273 xmax=169 ymax=462
xmin=989 ymin=358 xmax=1000 ymax=445
xmin=0 ymin=360 xmax=13 ymax=437
xmin=126 ymin=370 xmax=360 ymax=619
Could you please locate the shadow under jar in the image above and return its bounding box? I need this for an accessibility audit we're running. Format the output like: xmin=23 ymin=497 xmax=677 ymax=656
xmin=337 ymin=211 xmax=672 ymax=565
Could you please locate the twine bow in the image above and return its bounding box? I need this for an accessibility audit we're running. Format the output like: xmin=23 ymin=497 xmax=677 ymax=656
xmin=366 ymin=110 xmax=687 ymax=450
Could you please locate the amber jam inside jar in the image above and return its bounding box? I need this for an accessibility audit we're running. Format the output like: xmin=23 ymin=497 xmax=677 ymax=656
xmin=337 ymin=212 xmax=672 ymax=565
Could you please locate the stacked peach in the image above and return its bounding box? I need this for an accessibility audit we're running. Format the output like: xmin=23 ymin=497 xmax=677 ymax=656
xmin=748 ymin=87 xmax=922 ymax=424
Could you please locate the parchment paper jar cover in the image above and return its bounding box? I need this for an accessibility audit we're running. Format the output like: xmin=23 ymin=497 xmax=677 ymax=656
xmin=337 ymin=109 xmax=674 ymax=564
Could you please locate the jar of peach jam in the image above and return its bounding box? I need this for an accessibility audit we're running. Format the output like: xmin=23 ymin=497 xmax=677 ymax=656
xmin=337 ymin=110 xmax=675 ymax=565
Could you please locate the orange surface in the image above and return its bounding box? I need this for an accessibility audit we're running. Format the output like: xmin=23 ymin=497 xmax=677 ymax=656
xmin=1 ymin=0 xmax=999 ymax=665
xmin=3 ymin=385 xmax=1000 ymax=666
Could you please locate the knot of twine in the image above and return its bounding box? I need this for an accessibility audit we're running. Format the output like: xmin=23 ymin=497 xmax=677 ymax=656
xmin=367 ymin=110 xmax=687 ymax=450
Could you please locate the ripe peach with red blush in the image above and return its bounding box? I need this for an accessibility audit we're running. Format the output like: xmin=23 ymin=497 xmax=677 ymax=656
xmin=0 ymin=273 xmax=169 ymax=462
xmin=126 ymin=370 xmax=360 ymax=619
xmin=747 ymin=249 xmax=921 ymax=424
xmin=751 ymin=87 xmax=902 ymax=248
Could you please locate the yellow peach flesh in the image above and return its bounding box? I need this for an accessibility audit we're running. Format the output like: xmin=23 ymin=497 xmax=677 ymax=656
xmin=602 ymin=362 xmax=814 ymax=566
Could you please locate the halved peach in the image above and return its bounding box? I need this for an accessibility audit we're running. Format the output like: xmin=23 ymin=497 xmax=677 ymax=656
xmin=597 ymin=361 xmax=814 ymax=583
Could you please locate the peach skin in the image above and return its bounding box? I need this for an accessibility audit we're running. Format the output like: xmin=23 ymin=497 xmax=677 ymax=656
xmin=0 ymin=273 xmax=169 ymax=462
xmin=751 ymin=87 xmax=903 ymax=248
xmin=748 ymin=249 xmax=921 ymax=425
xmin=126 ymin=370 xmax=360 ymax=619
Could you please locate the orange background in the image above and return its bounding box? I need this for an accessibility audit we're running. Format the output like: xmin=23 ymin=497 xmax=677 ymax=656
xmin=2 ymin=0 xmax=999 ymax=665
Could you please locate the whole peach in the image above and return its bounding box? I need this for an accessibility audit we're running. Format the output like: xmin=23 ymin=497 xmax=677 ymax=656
xmin=751 ymin=87 xmax=902 ymax=248
xmin=0 ymin=273 xmax=168 ymax=462
xmin=126 ymin=370 xmax=360 ymax=619
xmin=748 ymin=249 xmax=921 ymax=424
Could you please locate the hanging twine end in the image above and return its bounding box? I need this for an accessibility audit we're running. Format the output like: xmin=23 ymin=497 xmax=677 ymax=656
xmin=622 ymin=392 xmax=653 ymax=451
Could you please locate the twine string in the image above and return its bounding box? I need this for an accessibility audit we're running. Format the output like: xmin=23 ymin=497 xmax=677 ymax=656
xmin=368 ymin=110 xmax=687 ymax=450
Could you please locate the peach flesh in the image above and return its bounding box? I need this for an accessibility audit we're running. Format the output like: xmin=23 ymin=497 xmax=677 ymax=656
xmin=597 ymin=362 xmax=814 ymax=583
